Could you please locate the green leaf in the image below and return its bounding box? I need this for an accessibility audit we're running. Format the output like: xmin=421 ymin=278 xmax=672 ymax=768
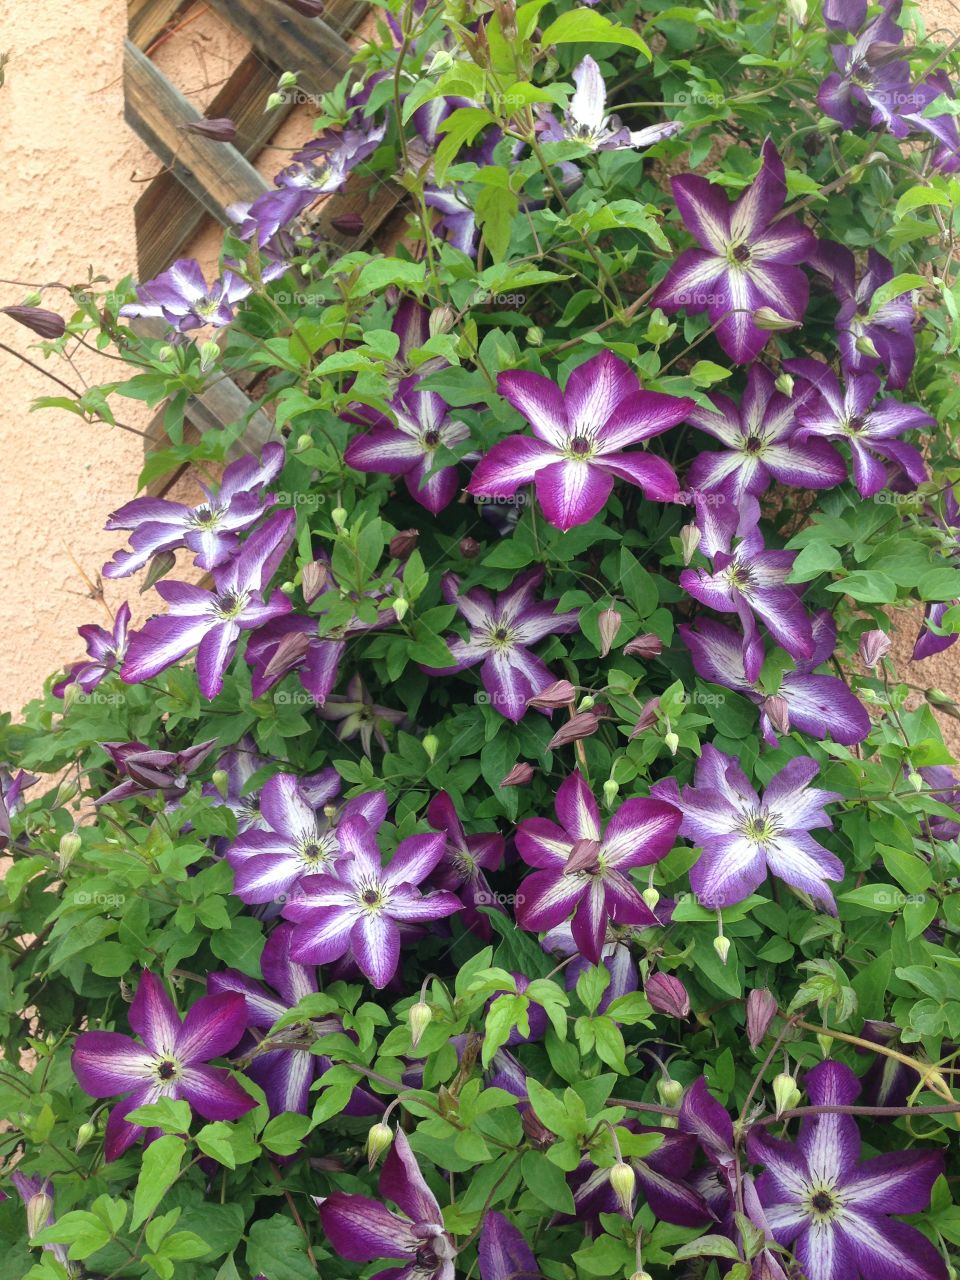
xmin=540 ymin=10 xmax=651 ymax=56
xmin=866 ymin=273 xmax=925 ymax=316
xmin=131 ymin=1136 xmax=185 ymax=1230
xmin=521 ymin=1150 xmax=576 ymax=1213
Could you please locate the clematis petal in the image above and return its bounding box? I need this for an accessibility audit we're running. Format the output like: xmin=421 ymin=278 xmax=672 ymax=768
xmin=261 ymin=921 xmax=317 ymax=1006
xmin=380 ymin=1128 xmax=445 ymax=1224
xmin=468 ymin=436 xmax=559 ymax=496
xmin=384 ymin=832 xmax=448 ymax=887
xmin=129 ymin=970 xmax=181 ymax=1055
xmin=496 ymin=370 xmax=569 ymax=446
xmin=779 ymin=673 xmax=871 ymax=745
xmin=345 ymin=426 xmax=424 ymax=476
xmin=247 ymin=1046 xmax=314 ymax=1117
xmin=287 ymin=906 xmax=358 ymax=965
xmin=103 ymin=1084 xmax=159 ymax=1161
xmin=178 ymin=1065 xmax=256 ymax=1121
xmin=71 ymin=1032 xmax=153 ymax=1096
xmin=798 ymin=1061 xmax=861 ymax=1184
xmin=175 ymin=992 xmax=249 ymax=1063
xmin=690 ymin=833 xmax=767 ymax=907
xmin=317 ymin=1192 xmax=416 ymax=1260
xmin=568 ymin=55 xmax=607 ymax=135
xmin=478 ymin=1209 xmax=542 ymax=1280
xmin=481 ymin=646 xmax=556 ymax=722
xmin=515 ymin=868 xmax=586 ymax=931
xmin=555 ymin=771 xmax=601 ymax=842
xmin=516 ymin=817 xmax=573 ymax=868
xmin=534 ymin=458 xmax=613 ymax=530
xmin=601 ymin=797 xmax=681 ymax=868
xmin=564 ymin=349 xmax=639 ymax=436
xmin=351 ymin=912 xmax=401 ymax=988
xmin=653 ymin=248 xmax=726 ymax=313
xmin=837 ymin=1213 xmax=947 ymax=1280
xmin=842 ymin=1150 xmax=944 ymax=1215
xmin=672 ymin=174 xmax=732 ymax=253
xmin=260 ymin=773 xmax=319 ymax=843
xmin=794 ymin=1222 xmax=855 ymax=1280
xmin=597 ymin=450 xmax=680 ymax=502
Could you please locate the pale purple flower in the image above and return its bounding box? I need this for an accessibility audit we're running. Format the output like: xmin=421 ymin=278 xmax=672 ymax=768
xmin=468 ymin=350 xmax=692 ymax=530
xmin=345 ymin=378 xmax=471 ymax=513
xmin=53 ymin=602 xmax=134 ymax=697
xmin=317 ymin=1129 xmax=456 ymax=1278
xmin=227 ymin=770 xmax=387 ymax=905
xmin=747 ymin=1060 xmax=946 ymax=1280
xmin=536 ymin=55 xmax=681 ymax=153
xmin=96 ymin=738 xmax=218 ymax=806
xmin=424 ymin=185 xmax=478 ymax=255
xmin=679 ymin=611 xmax=871 ymax=746
xmin=478 ymin=1211 xmax=541 ymax=1280
xmin=684 ymin=363 xmax=846 ymax=503
xmin=514 ymin=770 xmax=680 ymax=963
xmin=819 ymin=0 xmax=912 ymax=137
xmin=203 ymin=735 xmax=341 ymax=838
xmin=317 ymin=674 xmax=405 ymax=756
xmin=122 ymin=510 xmax=295 ymax=699
xmin=652 ymin=138 xmax=816 ymax=363
xmin=283 ymin=816 xmax=462 ymax=987
xmin=421 ymin=568 xmax=579 ymax=722
xmin=71 ymin=970 xmax=254 ymax=1161
xmin=120 ymin=257 xmax=253 ymax=331
xmin=103 ymin=444 xmax=284 ymax=578
xmin=426 ymin=790 xmax=505 ymax=939
xmin=651 ymin=743 xmax=843 ymax=912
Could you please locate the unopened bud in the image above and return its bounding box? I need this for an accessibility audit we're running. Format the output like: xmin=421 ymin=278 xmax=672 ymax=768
xmin=54 ymin=778 xmax=79 ymax=807
xmin=816 ymin=1033 xmax=834 ymax=1058
xmin=528 ymin=679 xmax=575 ymax=710
xmin=422 ymin=733 xmax=439 ymax=762
xmin=630 ymin=697 xmax=660 ymax=737
xmin=501 ymin=762 xmax=534 ymax=787
xmin=642 ymin=885 xmax=660 ymax=911
xmin=184 ymin=116 xmax=237 ymax=143
xmin=753 ymin=306 xmax=801 ymax=331
xmin=664 ymin=730 xmax=680 ymax=756
xmin=199 ymin=340 xmax=220 ymax=372
xmin=1 ymin=305 xmax=66 ymax=339
xmin=211 ymin=769 xmax=230 ymax=799
xmin=389 ymin=529 xmax=419 ymax=559
xmin=280 ymin=580 xmax=296 ymax=595
xmin=746 ymin=988 xmax=778 ymax=1049
xmin=75 ymin=1121 xmax=96 ymax=1152
xmin=157 ymin=344 xmax=176 ymax=362
xmin=331 ymin=506 xmax=347 ymax=529
xmin=772 ymin=1072 xmax=801 ymax=1118
xmin=294 ymin=433 xmax=313 ymax=453
xmin=645 ymin=972 xmax=690 ymax=1018
xmin=714 ymin=934 xmax=731 ymax=965
xmin=657 ymin=1076 xmax=684 ymax=1107
xmin=908 ymin=770 xmax=924 ymax=792
xmin=24 ymin=1186 xmax=53 ymax=1239
xmin=855 ymin=334 xmax=881 ymax=359
xmin=366 ymin=1121 xmax=394 ymax=1168
xmin=859 ymin=629 xmax=891 ymax=669
xmin=603 ymin=778 xmax=619 ymax=809
xmin=58 ymin=831 xmax=81 ymax=870
xmin=630 ymin=1272 xmax=653 ymax=1280
xmin=393 ymin=596 xmax=409 ymax=621
xmin=609 ymin=1161 xmax=636 ymax=1216
xmin=623 ymin=633 xmax=662 ymax=660
xmin=526 ymin=326 xmax=544 ymax=346
xmin=775 ymin=373 xmax=794 ymax=397
xmin=301 ymin=559 xmax=330 ymax=604
xmin=578 ymin=695 xmax=595 ymax=711
xmin=266 ymin=91 xmax=286 ymax=111
xmin=548 ymin=710 xmax=599 ymax=750
xmin=763 ymin=695 xmax=791 ymax=736
xmin=786 ymin=0 xmax=807 ymax=21
xmin=409 ymin=1000 xmax=433 ymax=1049
xmin=331 ymin=213 xmax=363 ymax=236
xmin=429 ymin=304 xmax=456 ymax=337
xmin=278 ymin=71 xmax=299 ymax=89
xmin=680 ymin=522 xmax=701 ymax=565
xmin=62 ymin=682 xmax=81 ymax=709
xmin=459 ymin=536 xmax=481 ymax=558
xmin=598 ymin=607 xmax=622 ymax=658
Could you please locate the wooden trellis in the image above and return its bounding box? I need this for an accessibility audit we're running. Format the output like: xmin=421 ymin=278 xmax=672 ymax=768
xmin=122 ymin=0 xmax=409 ymax=493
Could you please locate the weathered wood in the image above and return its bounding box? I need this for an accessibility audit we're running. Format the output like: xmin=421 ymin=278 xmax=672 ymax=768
xmin=124 ymin=39 xmax=270 ymax=231
xmin=205 ymin=0 xmax=356 ymax=98
xmin=128 ymin=0 xmax=191 ymax=50
xmin=134 ymin=52 xmax=293 ymax=281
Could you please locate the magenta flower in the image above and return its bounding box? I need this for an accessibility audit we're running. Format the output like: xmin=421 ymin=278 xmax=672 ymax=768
xmin=203 ymin=735 xmax=341 ymax=838
xmin=652 ymin=139 xmax=816 ymax=363
xmin=422 ymin=568 xmax=579 ymax=722
xmin=0 ymin=768 xmax=36 ymax=852
xmin=747 ymin=1060 xmax=946 ymax=1280
xmin=96 ymin=737 xmax=218 ymax=807
xmin=467 ymin=350 xmax=692 ymax=530
xmin=103 ymin=444 xmax=284 ymax=578
xmin=426 ymin=790 xmax=505 ymax=939
xmin=122 ymin=510 xmax=294 ymax=699
xmin=818 ymin=0 xmax=912 ymax=138
xmin=784 ymin=358 xmax=933 ymax=498
xmin=53 ymin=602 xmax=134 ymax=697
xmin=478 ymin=1211 xmax=541 ymax=1280
xmin=120 ymin=257 xmax=253 ymax=331
xmin=71 ymin=970 xmax=254 ymax=1161
xmin=317 ymin=1128 xmax=456 ymax=1278
xmin=227 ymin=770 xmax=387 ymax=905
xmin=651 ymin=744 xmax=843 ymax=912
xmin=685 ymin=363 xmax=846 ymax=502
xmin=283 ymin=816 xmax=462 ymax=987
xmin=542 ymin=921 xmax=642 ymax=1013
xmin=514 ymin=771 xmax=680 ymax=963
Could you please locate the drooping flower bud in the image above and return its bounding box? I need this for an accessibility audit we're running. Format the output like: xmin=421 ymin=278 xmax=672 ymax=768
xmin=908 ymin=770 xmax=924 ymax=792
xmin=753 ymin=306 xmax=801 ymax=331
xmin=54 ymin=778 xmax=79 ymax=807
xmin=409 ymin=1000 xmax=433 ymax=1049
xmin=521 ymin=1105 xmax=553 ymax=1148
xmin=680 ymin=522 xmax=701 ymax=565
xmin=62 ymin=682 xmax=81 ymax=710
xmin=858 ymin=629 xmax=891 ymax=669
xmin=211 ymin=769 xmax=230 ymax=800
xmin=598 ymin=607 xmax=622 ymax=658
xmin=459 ymin=536 xmax=481 ymax=559
xmin=266 ymin=91 xmax=286 ymax=111
xmin=644 ymin=973 xmax=690 ymax=1018
xmin=422 ymin=733 xmax=439 ymax=762
xmin=23 ymin=1185 xmax=53 ymax=1239
xmin=746 ymin=988 xmax=778 ymax=1049
xmin=389 ymin=529 xmax=419 ymax=559
xmin=183 ymin=117 xmax=238 ymax=143
xmin=429 ymin=304 xmax=456 ymax=337
xmin=526 ymin=326 xmax=544 ymax=346
xmin=548 ymin=711 xmax=599 ymax=750
xmin=629 ymin=697 xmax=660 ymax=738
xmin=855 ymin=334 xmax=881 ymax=359
xmin=58 ymin=831 xmax=81 ymax=871
xmin=656 ymin=1076 xmax=684 ymax=1107
xmin=278 ymin=71 xmax=299 ymax=89
xmin=609 ymin=1161 xmax=636 ymax=1216
xmin=816 ymin=1033 xmax=834 ymax=1058
xmin=1 ymin=304 xmax=66 ymax=339
xmin=75 ymin=1121 xmax=96 ymax=1152
xmin=393 ymin=596 xmax=409 ymax=621
xmin=642 ymin=885 xmax=660 ymax=912
xmin=775 ymin=372 xmax=794 ymax=397
xmin=926 ymin=688 xmax=960 ymax=719
xmin=603 ymin=778 xmax=619 ymax=809
xmin=623 ymin=633 xmax=662 ymax=660
xmin=664 ymin=730 xmax=680 ymax=756
xmin=366 ymin=1121 xmax=394 ymax=1168
xmin=199 ymin=340 xmax=220 ymax=372
xmin=331 ymin=213 xmax=363 ymax=236
xmin=713 ymin=934 xmax=731 ymax=965
xmin=772 ymin=1071 xmax=801 ymax=1118
xmin=763 ymin=695 xmax=791 ymax=736
xmin=301 ymin=559 xmax=330 ymax=604
xmin=140 ymin=549 xmax=177 ymax=593
xmin=501 ymin=762 xmax=534 ymax=787
xmin=528 ymin=679 xmax=575 ymax=710
xmin=331 ymin=507 xmax=347 ymax=529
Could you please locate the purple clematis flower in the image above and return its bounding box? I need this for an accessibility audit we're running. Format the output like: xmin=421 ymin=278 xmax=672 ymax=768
xmin=680 ymin=526 xmax=815 ymax=681
xmin=784 ymin=358 xmax=933 ymax=498
xmin=747 ymin=1059 xmax=947 ymax=1280
xmin=71 ymin=970 xmax=254 ymax=1161
xmin=652 ymin=139 xmax=816 ymax=363
xmin=422 ymin=568 xmax=579 ymax=722
xmin=103 ymin=444 xmax=284 ymax=578
xmin=684 ymin=363 xmax=846 ymax=502
xmin=283 ymin=816 xmax=462 ymax=987
xmin=679 ymin=610 xmax=871 ymax=747
xmin=536 ymin=55 xmax=681 ymax=153
xmin=318 ymin=674 xmax=405 ymax=757
xmin=121 ymin=258 xmax=253 ymax=331
xmin=227 ymin=770 xmax=387 ymax=905
xmin=679 ymin=1075 xmax=738 ymax=1214
xmin=426 ymin=790 xmax=505 ymax=939
xmin=810 ymin=241 xmax=916 ymax=389
xmin=819 ymin=0 xmax=912 ymax=137
xmin=317 ymin=1128 xmax=456 ymax=1278
xmin=96 ymin=738 xmax=218 ymax=806
xmin=122 ymin=510 xmax=294 ymax=699
xmin=468 ymin=350 xmax=692 ymax=530
xmin=514 ymin=771 xmax=680 ymax=964
xmin=53 ymin=603 xmax=134 ymax=697
xmin=203 ymin=735 xmax=341 ymax=838
xmin=901 ymin=71 xmax=960 ymax=173
xmin=478 ymin=1210 xmax=542 ymax=1280
xmin=651 ymin=744 xmax=843 ymax=912
xmin=572 ymin=1124 xmax=711 ymax=1227
xmin=0 ymin=767 xmax=36 ymax=852
xmin=542 ymin=920 xmax=643 ymax=1013
xmin=208 ymin=924 xmax=378 ymax=1118
xmin=345 ymin=378 xmax=471 ymax=513
xmin=913 ymin=490 xmax=959 ymax=659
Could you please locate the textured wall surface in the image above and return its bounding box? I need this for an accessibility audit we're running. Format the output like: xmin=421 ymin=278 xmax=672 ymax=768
xmin=0 ymin=0 xmax=958 ymax=752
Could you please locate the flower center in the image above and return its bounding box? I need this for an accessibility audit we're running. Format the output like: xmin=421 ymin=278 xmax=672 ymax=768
xmin=569 ymin=435 xmax=592 ymax=456
xmin=214 ymin=590 xmax=249 ymax=620
xmin=299 ymin=834 xmax=332 ymax=867
xmin=847 ymin=414 xmax=866 ymax=433
xmin=423 ymin=428 xmax=442 ymax=448
xmin=742 ymin=809 xmax=781 ymax=844
xmin=489 ymin=624 xmax=514 ymax=651
xmin=358 ymin=881 xmax=389 ymax=914
xmin=730 ymin=242 xmax=751 ymax=265
xmin=805 ymin=1183 xmax=843 ymax=1222
xmin=743 ymin=435 xmax=764 ymax=454
xmin=155 ymin=1057 xmax=180 ymax=1083
xmin=191 ymin=504 xmax=223 ymax=529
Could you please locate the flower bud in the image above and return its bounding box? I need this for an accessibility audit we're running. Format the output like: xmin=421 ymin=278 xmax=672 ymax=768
xmin=526 ymin=326 xmax=544 ymax=346
xmin=197 ymin=340 xmax=219 ymax=372
xmin=548 ymin=710 xmax=599 ymax=750
xmin=501 ymin=762 xmax=534 ymax=787
xmin=331 ymin=507 xmax=347 ymax=529
xmin=393 ymin=596 xmax=409 ymax=621
xmin=429 ymin=305 xmax=456 ymax=337
xmin=645 ymin=972 xmax=690 ymax=1018
xmin=24 ymin=1185 xmax=53 ymax=1238
xmin=623 ymin=633 xmax=662 ymax=660
xmin=763 ymin=695 xmax=791 ymax=736
xmin=630 ymin=1272 xmax=653 ymax=1280
xmin=528 ymin=679 xmax=575 ymax=710
xmin=422 ymin=733 xmax=439 ymax=762
xmin=54 ymin=778 xmax=79 ymax=807
xmin=211 ymin=769 xmax=230 ymax=799
xmin=817 ymin=1033 xmax=834 ymax=1058
xmin=786 ymin=0 xmax=807 ymax=21
xmin=629 ymin=697 xmax=660 ymax=737
xmin=266 ymin=91 xmax=286 ymax=111
xmin=409 ymin=1000 xmax=433 ymax=1049
xmin=753 ymin=306 xmax=801 ymax=331
xmin=58 ymin=831 xmax=81 ymax=870
xmin=389 ymin=529 xmax=419 ymax=559
xmin=184 ymin=116 xmax=238 ymax=143
xmin=565 ymin=837 xmax=602 ymax=874
xmin=657 ymin=1076 xmax=684 ymax=1106
xmin=603 ymin=778 xmax=619 ymax=809
xmin=609 ymin=1161 xmax=636 ymax=1216
xmin=664 ymin=730 xmax=680 ymax=756
xmin=680 ymin=522 xmax=701 ymax=565
xmin=775 ymin=373 xmax=794 ymax=397
xmin=746 ymin=988 xmax=778 ymax=1049
xmin=1 ymin=305 xmax=66 ymax=339
xmin=293 ymin=433 xmax=313 ymax=453
xmin=713 ymin=934 xmax=731 ymax=965
xmin=366 ymin=1121 xmax=394 ymax=1168
xmin=62 ymin=682 xmax=81 ymax=709
xmin=521 ymin=1105 xmax=553 ymax=1147
xmin=75 ymin=1121 xmax=96 ymax=1152
xmin=301 ymin=559 xmax=330 ymax=604
xmin=859 ymin=629 xmax=891 ymax=669
xmin=772 ymin=1071 xmax=801 ymax=1118
xmin=855 ymin=334 xmax=881 ymax=359
xmin=141 ymin=548 xmax=177 ymax=593
xmin=459 ymin=536 xmax=481 ymax=559
xmin=281 ymin=580 xmax=296 ymax=595
xmin=642 ymin=885 xmax=660 ymax=912
xmin=331 ymin=213 xmax=363 ymax=236
xmin=278 ymin=71 xmax=299 ymax=89
xmin=598 ymin=607 xmax=622 ymax=658
xmin=908 ymin=770 xmax=924 ymax=792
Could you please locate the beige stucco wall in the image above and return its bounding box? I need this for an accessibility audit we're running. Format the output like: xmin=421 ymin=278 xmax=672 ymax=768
xmin=0 ymin=0 xmax=957 ymax=753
